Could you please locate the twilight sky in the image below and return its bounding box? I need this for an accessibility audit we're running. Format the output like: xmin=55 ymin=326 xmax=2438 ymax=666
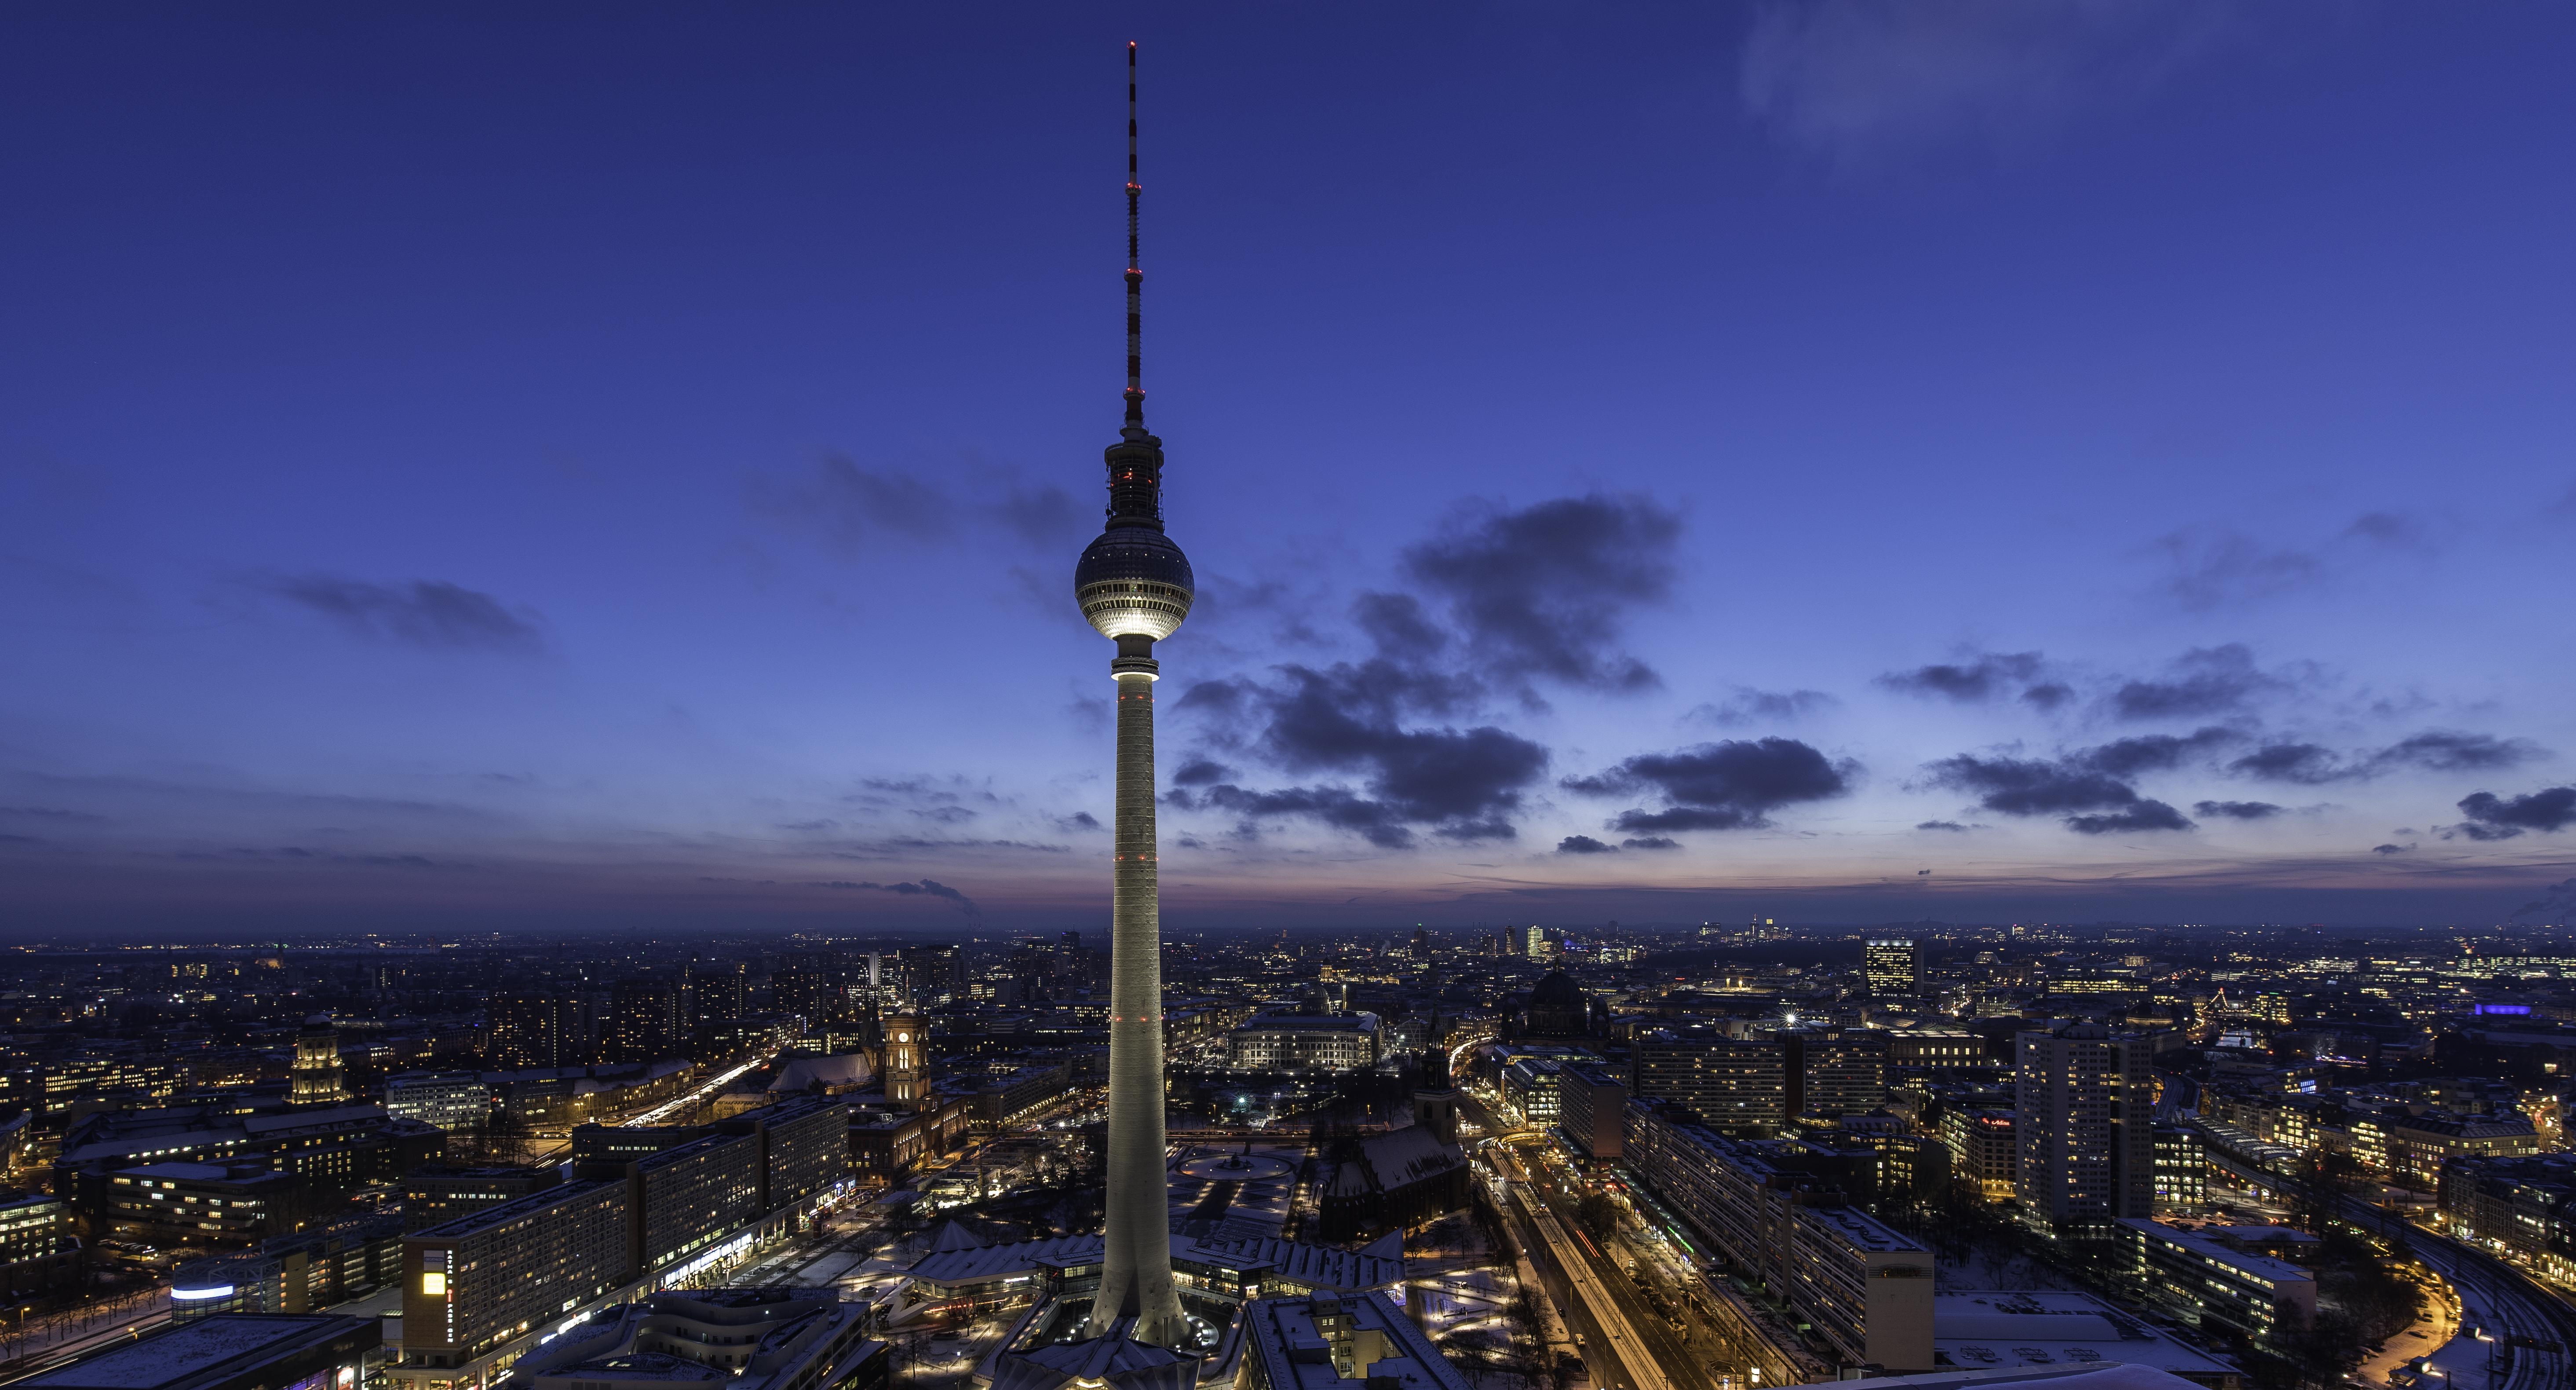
xmin=7 ymin=2 xmax=2576 ymax=937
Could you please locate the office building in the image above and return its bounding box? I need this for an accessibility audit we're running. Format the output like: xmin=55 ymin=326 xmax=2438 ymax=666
xmin=1940 ymin=1110 xmax=2017 ymax=1203
xmin=1557 ymin=1065 xmax=1626 ymax=1160
xmin=100 ymin=1160 xmax=309 ymax=1246
xmin=1630 ymin=1026 xmax=1785 ymax=1134
xmin=2116 ymin=1219 xmax=2317 ymax=1340
xmin=2015 ymin=1022 xmax=2154 ymax=1225
xmin=169 ymin=1212 xmax=404 ymax=1319
xmin=0 ymin=1191 xmax=77 ymax=1299
xmin=398 ymin=1097 xmax=849 ymax=1390
xmin=385 ymin=1072 xmax=488 ymax=1134
xmin=1864 ymin=939 xmax=1923 ymax=996
xmin=1237 ymin=1292 xmax=1472 ymax=1390
xmin=2352 ymin=1108 xmax=2540 ymax=1185
xmin=1228 ymin=1013 xmax=1382 ymax=1072
xmin=19 ymin=1314 xmax=382 ymax=1390
xmin=2436 ymin=1151 xmax=2576 ymax=1281
xmin=2150 ymin=1126 xmax=2204 ymax=1213
xmin=509 ymin=1288 xmax=885 ymax=1390
xmin=974 ymin=1064 xmax=1076 ymax=1127
xmin=1888 ymin=1029 xmax=1982 ymax=1068
xmin=400 ymin=1163 xmax=562 ymax=1232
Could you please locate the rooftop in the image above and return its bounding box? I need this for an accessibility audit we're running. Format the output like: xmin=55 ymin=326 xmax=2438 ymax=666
xmin=23 ymin=1314 xmax=369 ymax=1390
xmin=1931 ymin=1292 xmax=2238 ymax=1382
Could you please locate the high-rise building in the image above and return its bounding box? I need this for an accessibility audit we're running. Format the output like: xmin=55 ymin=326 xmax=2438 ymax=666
xmin=1070 ymin=44 xmax=1193 ymax=1347
xmin=1631 ymin=1025 xmax=1785 ymax=1134
xmin=608 ymin=979 xmax=681 ymax=1064
xmin=489 ymin=991 xmax=577 ymax=1071
xmin=1863 ymin=937 xmax=1923 ymax=995
xmin=2015 ymin=1021 xmax=2154 ymax=1225
xmin=1523 ymin=924 xmax=1548 ymax=958
xmin=693 ymin=962 xmax=746 ymax=1024
xmin=898 ymin=944 xmax=962 ymax=1002
xmin=1785 ymin=1028 xmax=1889 ymax=1119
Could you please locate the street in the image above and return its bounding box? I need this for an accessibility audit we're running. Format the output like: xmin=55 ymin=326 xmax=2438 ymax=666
xmin=1458 ymin=1088 xmax=1808 ymax=1390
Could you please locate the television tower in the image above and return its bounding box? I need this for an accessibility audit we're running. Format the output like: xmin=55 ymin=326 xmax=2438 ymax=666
xmin=1074 ymin=41 xmax=1193 ymax=1347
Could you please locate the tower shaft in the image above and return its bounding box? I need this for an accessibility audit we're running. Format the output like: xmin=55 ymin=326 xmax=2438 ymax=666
xmin=1089 ymin=666 xmax=1186 ymax=1342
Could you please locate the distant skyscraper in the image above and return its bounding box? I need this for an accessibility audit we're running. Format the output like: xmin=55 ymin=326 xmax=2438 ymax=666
xmin=1073 ymin=42 xmax=1193 ymax=1348
xmin=2015 ymin=1021 xmax=2154 ymax=1224
xmin=490 ymin=991 xmax=575 ymax=1070
xmin=1864 ymin=937 xmax=1923 ymax=995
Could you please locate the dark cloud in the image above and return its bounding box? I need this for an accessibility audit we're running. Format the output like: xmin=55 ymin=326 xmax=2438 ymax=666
xmin=1054 ymin=812 xmax=1101 ymax=832
xmin=1620 ymin=836 xmax=1681 ymax=850
xmin=2227 ymin=742 xmax=2343 ymax=784
xmin=1165 ymin=495 xmax=1680 ymax=848
xmin=2153 ymin=512 xmax=2435 ymax=611
xmin=2109 ymin=644 xmax=2289 ymax=721
xmin=2231 ymin=730 xmax=2547 ymax=785
xmin=817 ymin=878 xmax=978 ymax=916
xmin=1169 ymin=758 xmax=1237 ymax=787
xmin=1352 ymin=592 xmax=1449 ymax=658
xmin=2372 ymin=842 xmax=2412 ymax=856
xmin=1400 ymin=494 xmax=1679 ymax=693
xmin=1925 ymin=745 xmax=2194 ymax=836
xmin=2193 ymin=800 xmax=2283 ymax=820
xmin=2066 ymin=803 xmax=2193 ymax=834
xmin=2021 ymin=682 xmax=2075 ymax=711
xmin=1182 ymin=784 xmax=1420 ymax=850
xmin=1687 ymin=687 xmax=1841 ymax=726
xmin=2085 ymin=727 xmax=2238 ymax=777
xmin=1875 ymin=651 xmax=2047 ymax=703
xmin=2452 ymin=786 xmax=2576 ymax=841
xmin=1916 ymin=820 xmax=1976 ymax=832
xmin=2376 ymin=731 xmax=2544 ymax=773
xmin=1563 ymin=737 xmax=1854 ymax=835
xmin=1171 ymin=658 xmax=1544 ymax=847
xmin=1557 ymin=835 xmax=1616 ymax=855
xmin=245 ymin=574 xmax=543 ymax=652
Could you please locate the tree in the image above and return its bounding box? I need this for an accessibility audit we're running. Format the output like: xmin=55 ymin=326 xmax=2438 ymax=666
xmin=1574 ymin=1193 xmax=1621 ymax=1244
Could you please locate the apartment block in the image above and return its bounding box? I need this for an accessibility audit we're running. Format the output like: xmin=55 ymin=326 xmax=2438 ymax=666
xmin=2015 ymin=1022 xmax=2154 ymax=1225
xmin=1556 ymin=1065 xmax=1626 ymax=1160
xmin=399 ymin=1178 xmax=631 ymax=1390
xmin=1623 ymin=1100 xmax=1932 ymax=1372
xmin=1630 ymin=1027 xmax=1785 ymax=1134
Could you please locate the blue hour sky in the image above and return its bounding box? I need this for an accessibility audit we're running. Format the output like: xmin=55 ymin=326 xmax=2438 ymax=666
xmin=7 ymin=2 xmax=2576 ymax=938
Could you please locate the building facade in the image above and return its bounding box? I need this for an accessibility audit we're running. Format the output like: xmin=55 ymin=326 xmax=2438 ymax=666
xmin=2015 ymin=1022 xmax=2154 ymax=1225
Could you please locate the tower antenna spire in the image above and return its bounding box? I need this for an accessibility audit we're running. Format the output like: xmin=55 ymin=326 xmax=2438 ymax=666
xmin=1123 ymin=40 xmax=1144 ymax=431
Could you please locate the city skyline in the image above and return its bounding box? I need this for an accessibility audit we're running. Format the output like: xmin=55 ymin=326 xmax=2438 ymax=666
xmin=8 ymin=6 xmax=2576 ymax=935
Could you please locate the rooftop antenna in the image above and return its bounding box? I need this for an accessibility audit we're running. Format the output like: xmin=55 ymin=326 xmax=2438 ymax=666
xmin=1123 ymin=40 xmax=1145 ymax=431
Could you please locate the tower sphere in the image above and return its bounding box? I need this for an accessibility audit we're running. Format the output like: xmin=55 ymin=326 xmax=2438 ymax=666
xmin=1075 ymin=524 xmax=1193 ymax=641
